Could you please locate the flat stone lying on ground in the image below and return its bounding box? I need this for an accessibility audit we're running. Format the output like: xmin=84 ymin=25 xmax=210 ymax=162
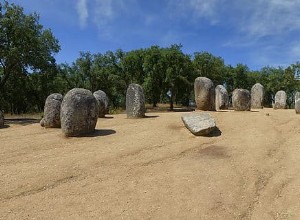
xmin=215 ymin=85 xmax=228 ymax=111
xmin=41 ymin=93 xmax=63 ymax=128
xmin=126 ymin=83 xmax=145 ymax=118
xmin=194 ymin=77 xmax=215 ymax=111
xmin=181 ymin=112 xmax=216 ymax=136
xmin=232 ymin=89 xmax=251 ymax=111
xmin=61 ymin=88 xmax=98 ymax=137
xmin=251 ymin=83 xmax=264 ymax=109
xmin=274 ymin=90 xmax=287 ymax=109
xmin=295 ymin=92 xmax=300 ymax=114
xmin=0 ymin=110 xmax=4 ymax=127
xmin=93 ymin=90 xmax=109 ymax=118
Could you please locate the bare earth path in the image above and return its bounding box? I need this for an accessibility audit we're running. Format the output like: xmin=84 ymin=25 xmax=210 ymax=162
xmin=0 ymin=109 xmax=300 ymax=219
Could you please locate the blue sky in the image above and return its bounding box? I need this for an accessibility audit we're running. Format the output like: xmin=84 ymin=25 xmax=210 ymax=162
xmin=8 ymin=0 xmax=300 ymax=70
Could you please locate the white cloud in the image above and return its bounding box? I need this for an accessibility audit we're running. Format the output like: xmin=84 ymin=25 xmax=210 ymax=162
xmin=168 ymin=0 xmax=220 ymax=24
xmin=236 ymin=0 xmax=300 ymax=38
xmin=92 ymin=0 xmax=130 ymax=38
xmin=76 ymin=0 xmax=89 ymax=28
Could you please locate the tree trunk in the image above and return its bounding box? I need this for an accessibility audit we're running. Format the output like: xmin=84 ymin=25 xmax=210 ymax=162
xmin=170 ymin=93 xmax=174 ymax=111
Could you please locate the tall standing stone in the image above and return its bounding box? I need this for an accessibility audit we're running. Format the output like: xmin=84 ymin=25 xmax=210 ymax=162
xmin=42 ymin=93 xmax=63 ymax=128
xmin=232 ymin=89 xmax=251 ymax=111
xmin=194 ymin=77 xmax=215 ymax=111
xmin=61 ymin=88 xmax=98 ymax=137
xmin=251 ymin=83 xmax=264 ymax=109
xmin=126 ymin=83 xmax=145 ymax=118
xmin=0 ymin=110 xmax=4 ymax=127
xmin=274 ymin=90 xmax=287 ymax=109
xmin=93 ymin=90 xmax=109 ymax=118
xmin=215 ymin=85 xmax=228 ymax=111
xmin=295 ymin=92 xmax=300 ymax=114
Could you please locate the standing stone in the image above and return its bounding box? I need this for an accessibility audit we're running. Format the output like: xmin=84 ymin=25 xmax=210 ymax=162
xmin=0 ymin=110 xmax=4 ymax=127
xmin=126 ymin=83 xmax=145 ymax=118
xmin=251 ymin=83 xmax=264 ymax=109
xmin=61 ymin=88 xmax=98 ymax=137
xmin=232 ymin=89 xmax=251 ymax=111
xmin=215 ymin=85 xmax=229 ymax=111
xmin=194 ymin=77 xmax=215 ymax=111
xmin=93 ymin=90 xmax=109 ymax=118
xmin=42 ymin=93 xmax=63 ymax=128
xmin=274 ymin=90 xmax=287 ymax=109
xmin=295 ymin=92 xmax=300 ymax=114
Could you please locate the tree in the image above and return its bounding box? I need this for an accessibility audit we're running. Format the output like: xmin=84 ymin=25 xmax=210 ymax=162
xmin=0 ymin=1 xmax=60 ymax=89
xmin=193 ymin=52 xmax=226 ymax=85
xmin=143 ymin=46 xmax=166 ymax=107
xmin=163 ymin=45 xmax=193 ymax=110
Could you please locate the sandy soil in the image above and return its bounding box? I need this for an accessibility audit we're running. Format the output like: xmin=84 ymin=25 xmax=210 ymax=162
xmin=1 ymin=108 xmax=300 ymax=220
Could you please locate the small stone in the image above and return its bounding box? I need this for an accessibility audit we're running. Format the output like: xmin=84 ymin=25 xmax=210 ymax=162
xmin=0 ymin=110 xmax=4 ymax=127
xmin=215 ymin=85 xmax=229 ymax=111
xmin=181 ymin=113 xmax=216 ymax=136
xmin=42 ymin=93 xmax=63 ymax=128
xmin=295 ymin=92 xmax=300 ymax=114
xmin=274 ymin=90 xmax=287 ymax=109
xmin=251 ymin=83 xmax=264 ymax=109
xmin=93 ymin=90 xmax=109 ymax=118
xmin=232 ymin=89 xmax=251 ymax=111
xmin=61 ymin=88 xmax=98 ymax=137
xmin=194 ymin=77 xmax=215 ymax=111
xmin=126 ymin=83 xmax=145 ymax=118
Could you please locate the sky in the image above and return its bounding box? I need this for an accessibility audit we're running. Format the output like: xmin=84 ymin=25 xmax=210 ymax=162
xmin=7 ymin=0 xmax=300 ymax=70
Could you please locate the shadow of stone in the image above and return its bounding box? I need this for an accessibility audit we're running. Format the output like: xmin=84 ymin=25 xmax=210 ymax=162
xmin=81 ymin=129 xmax=116 ymax=137
xmin=102 ymin=116 xmax=114 ymax=119
xmin=4 ymin=118 xmax=40 ymax=126
xmin=202 ymin=127 xmax=222 ymax=137
xmin=0 ymin=125 xmax=10 ymax=129
xmin=168 ymin=108 xmax=195 ymax=112
xmin=144 ymin=115 xmax=159 ymax=119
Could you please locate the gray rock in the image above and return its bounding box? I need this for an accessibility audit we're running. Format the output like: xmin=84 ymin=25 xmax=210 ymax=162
xmin=40 ymin=118 xmax=45 ymax=127
xmin=0 ymin=110 xmax=4 ymax=127
xmin=194 ymin=77 xmax=215 ymax=111
xmin=42 ymin=93 xmax=63 ymax=128
xmin=295 ymin=92 xmax=300 ymax=114
xmin=93 ymin=90 xmax=109 ymax=118
xmin=274 ymin=90 xmax=287 ymax=109
xmin=232 ymin=89 xmax=251 ymax=111
xmin=126 ymin=83 xmax=145 ymax=118
xmin=251 ymin=83 xmax=264 ymax=109
xmin=215 ymin=85 xmax=228 ymax=111
xmin=61 ymin=88 xmax=98 ymax=137
xmin=181 ymin=113 xmax=216 ymax=136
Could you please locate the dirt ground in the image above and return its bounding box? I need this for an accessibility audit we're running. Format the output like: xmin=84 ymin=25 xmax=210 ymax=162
xmin=1 ymin=108 xmax=300 ymax=219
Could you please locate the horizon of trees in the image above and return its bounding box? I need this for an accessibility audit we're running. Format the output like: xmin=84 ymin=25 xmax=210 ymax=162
xmin=1 ymin=1 xmax=300 ymax=114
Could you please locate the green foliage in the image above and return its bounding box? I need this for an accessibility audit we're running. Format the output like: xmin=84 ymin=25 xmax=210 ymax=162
xmin=0 ymin=1 xmax=60 ymax=113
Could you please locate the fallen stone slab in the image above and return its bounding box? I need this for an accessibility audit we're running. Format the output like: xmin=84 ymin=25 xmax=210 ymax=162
xmin=181 ymin=113 xmax=216 ymax=136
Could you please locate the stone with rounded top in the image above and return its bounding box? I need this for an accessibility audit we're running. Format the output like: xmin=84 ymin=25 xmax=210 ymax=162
xmin=61 ymin=88 xmax=98 ymax=137
xmin=0 ymin=110 xmax=4 ymax=127
xmin=232 ymin=89 xmax=251 ymax=111
xmin=251 ymin=83 xmax=264 ymax=109
xmin=194 ymin=77 xmax=215 ymax=111
xmin=93 ymin=90 xmax=109 ymax=118
xmin=42 ymin=93 xmax=63 ymax=128
xmin=295 ymin=92 xmax=300 ymax=114
xmin=274 ymin=90 xmax=287 ymax=109
xmin=126 ymin=83 xmax=145 ymax=118
xmin=215 ymin=85 xmax=228 ymax=111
